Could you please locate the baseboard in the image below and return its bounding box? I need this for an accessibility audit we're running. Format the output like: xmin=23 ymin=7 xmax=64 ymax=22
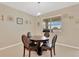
xmin=56 ymin=42 xmax=79 ymax=50
xmin=0 ymin=42 xmax=22 ymax=51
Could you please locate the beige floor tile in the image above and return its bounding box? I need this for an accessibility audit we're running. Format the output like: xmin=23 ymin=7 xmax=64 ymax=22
xmin=0 ymin=44 xmax=79 ymax=57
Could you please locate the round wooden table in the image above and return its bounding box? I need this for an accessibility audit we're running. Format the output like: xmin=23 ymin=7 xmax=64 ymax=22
xmin=30 ymin=36 xmax=49 ymax=55
xmin=30 ymin=36 xmax=48 ymax=47
xmin=30 ymin=39 xmax=48 ymax=47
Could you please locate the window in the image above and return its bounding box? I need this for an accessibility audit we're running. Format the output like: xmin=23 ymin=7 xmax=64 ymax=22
xmin=43 ymin=16 xmax=62 ymax=33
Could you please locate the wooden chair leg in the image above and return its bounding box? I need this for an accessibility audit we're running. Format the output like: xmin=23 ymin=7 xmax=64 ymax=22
xmin=29 ymin=50 xmax=31 ymax=57
xmin=50 ymin=49 xmax=52 ymax=57
xmin=23 ymin=46 xmax=25 ymax=57
xmin=53 ymin=47 xmax=55 ymax=56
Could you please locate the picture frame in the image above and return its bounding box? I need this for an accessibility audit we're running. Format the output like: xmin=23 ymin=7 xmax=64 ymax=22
xmin=7 ymin=16 xmax=13 ymax=21
xmin=16 ymin=17 xmax=23 ymax=24
xmin=37 ymin=22 xmax=40 ymax=26
xmin=0 ymin=15 xmax=4 ymax=21
xmin=25 ymin=20 xmax=28 ymax=24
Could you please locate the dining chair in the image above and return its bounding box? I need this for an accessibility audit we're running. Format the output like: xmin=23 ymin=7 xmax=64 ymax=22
xmin=22 ymin=34 xmax=37 ymax=57
xmin=42 ymin=34 xmax=57 ymax=57
xmin=51 ymin=34 xmax=57 ymax=56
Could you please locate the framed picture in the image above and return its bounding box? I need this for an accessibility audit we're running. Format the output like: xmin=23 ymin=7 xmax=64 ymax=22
xmin=37 ymin=22 xmax=40 ymax=26
xmin=0 ymin=15 xmax=4 ymax=21
xmin=7 ymin=16 xmax=13 ymax=21
xmin=16 ymin=17 xmax=23 ymax=24
xmin=25 ymin=20 xmax=28 ymax=24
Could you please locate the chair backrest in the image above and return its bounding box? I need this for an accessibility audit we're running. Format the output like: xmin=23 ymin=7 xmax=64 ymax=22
xmin=51 ymin=34 xmax=57 ymax=48
xmin=27 ymin=32 xmax=32 ymax=38
xmin=22 ymin=34 xmax=29 ymax=48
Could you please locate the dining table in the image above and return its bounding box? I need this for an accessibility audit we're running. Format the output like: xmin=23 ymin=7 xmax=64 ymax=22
xmin=30 ymin=36 xmax=49 ymax=55
xmin=30 ymin=36 xmax=49 ymax=46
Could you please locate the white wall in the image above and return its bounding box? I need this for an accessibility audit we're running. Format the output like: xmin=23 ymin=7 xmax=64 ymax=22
xmin=1 ymin=3 xmax=79 ymax=48
xmin=36 ymin=4 xmax=79 ymax=47
xmin=0 ymin=4 xmax=36 ymax=48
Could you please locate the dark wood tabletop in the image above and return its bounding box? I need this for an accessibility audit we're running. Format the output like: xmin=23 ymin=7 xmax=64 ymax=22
xmin=30 ymin=36 xmax=49 ymax=56
xmin=30 ymin=36 xmax=48 ymax=42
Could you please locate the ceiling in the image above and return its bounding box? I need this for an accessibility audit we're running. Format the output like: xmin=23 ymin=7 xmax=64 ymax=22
xmin=1 ymin=2 xmax=79 ymax=16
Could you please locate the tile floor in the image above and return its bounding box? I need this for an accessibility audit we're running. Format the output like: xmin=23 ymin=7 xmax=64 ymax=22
xmin=0 ymin=43 xmax=79 ymax=57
